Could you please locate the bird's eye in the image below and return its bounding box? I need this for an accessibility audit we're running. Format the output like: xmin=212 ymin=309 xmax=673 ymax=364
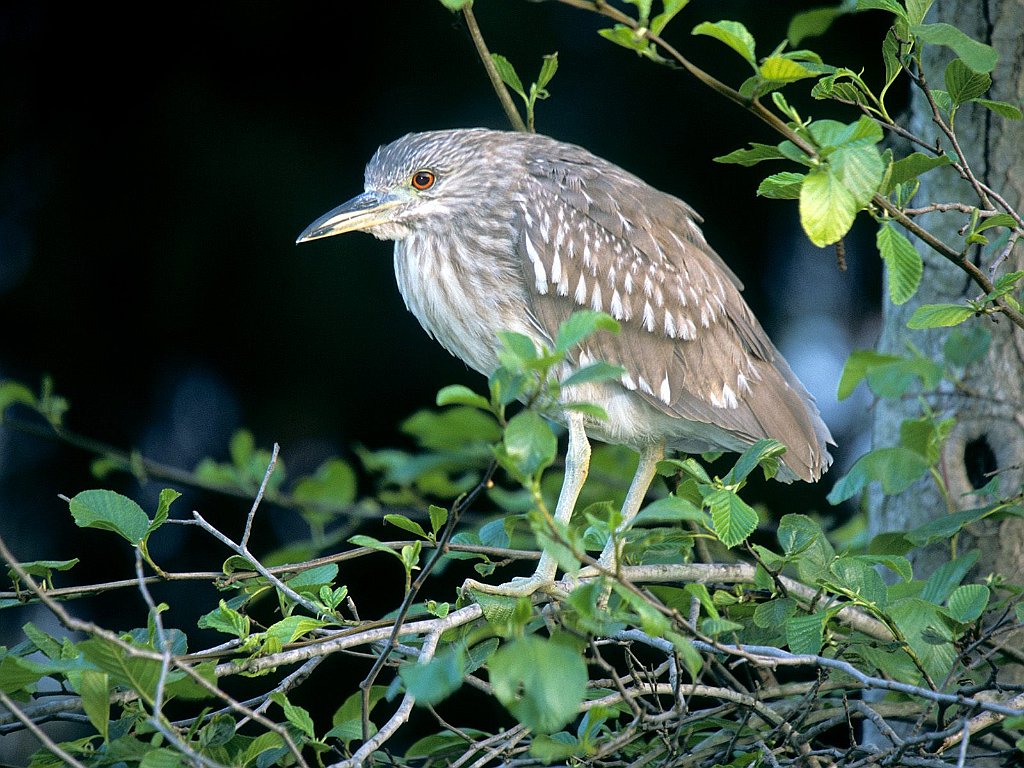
xmin=411 ymin=170 xmax=436 ymax=190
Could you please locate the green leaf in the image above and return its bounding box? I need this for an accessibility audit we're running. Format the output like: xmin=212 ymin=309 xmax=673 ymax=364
xmin=490 ymin=635 xmax=587 ymax=733
xmin=292 ymin=459 xmax=357 ymax=506
xmin=691 ymin=20 xmax=757 ymax=67
xmin=829 ymin=556 xmax=887 ymax=607
xmin=876 ymin=223 xmax=923 ymax=305
xmin=651 ymin=0 xmax=690 ymax=35
xmin=490 ymin=53 xmax=525 ymax=98
xmin=831 ymin=143 xmax=885 ymax=208
xmin=399 ymin=645 xmax=465 ymax=706
xmin=264 ymin=616 xmax=328 ymax=646
xmin=537 ymin=53 xmax=559 ymax=90
xmin=79 ymin=637 xmax=162 ymax=705
xmin=384 ymin=514 xmax=429 ymax=540
xmin=921 ymin=551 xmax=979 ymax=604
xmin=944 ymin=58 xmax=991 ymax=105
xmin=946 ymin=584 xmax=989 ymax=622
xmin=856 ymin=0 xmax=907 ymax=18
xmin=973 ymin=98 xmax=1023 ymax=119
xmin=800 ymin=165 xmax=857 ymax=246
xmin=140 ymin=749 xmax=185 ymax=768
xmin=759 ymin=55 xmax=815 ymax=83
xmin=888 ymin=597 xmax=957 ymax=682
xmin=757 ymin=171 xmax=804 ymax=199
xmin=632 ymin=495 xmax=708 ymax=526
xmin=439 ymin=0 xmax=473 ymax=10
xmin=69 ymin=489 xmax=151 ymax=545
xmin=705 ymin=488 xmax=758 ymax=548
xmin=429 ymin=504 xmax=448 ymax=535
xmin=198 ymin=600 xmax=251 ymax=638
xmin=501 ymin=410 xmax=557 ymax=479
xmin=943 ymin=326 xmax=991 ymax=367
xmin=401 ymin=406 xmax=502 ymax=450
xmin=788 ymin=3 xmax=855 ymax=45
xmin=714 ymin=143 xmax=786 ymax=166
xmin=0 ymin=380 xmax=37 ymax=416
xmin=555 ymin=310 xmax=620 ymax=352
xmin=886 ymin=152 xmax=951 ymax=189
xmin=907 ymin=303 xmax=975 ymax=328
xmin=150 ymin=488 xmax=180 ymax=533
xmin=827 ymin=447 xmax=931 ymax=504
xmin=839 ymin=350 xmax=905 ymax=399
xmin=911 ymin=23 xmax=998 ymax=73
xmin=785 ymin=611 xmax=829 ymax=654
xmin=753 ymin=597 xmax=797 ymax=628
xmin=270 ymin=692 xmax=315 ymax=738
xmin=436 ymin=384 xmax=490 ymax=411
xmin=906 ymin=508 xmax=991 ymax=547
xmin=726 ymin=438 xmax=785 ymax=483
xmin=80 ymin=669 xmax=110 ymax=742
xmin=405 ymin=729 xmax=491 ymax=760
xmin=561 ymin=361 xmax=626 ymax=389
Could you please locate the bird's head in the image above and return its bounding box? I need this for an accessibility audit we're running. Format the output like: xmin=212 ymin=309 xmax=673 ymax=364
xmin=296 ymin=129 xmax=518 ymax=244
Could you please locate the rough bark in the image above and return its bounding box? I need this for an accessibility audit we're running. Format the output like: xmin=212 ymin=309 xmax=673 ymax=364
xmin=869 ymin=0 xmax=1024 ymax=650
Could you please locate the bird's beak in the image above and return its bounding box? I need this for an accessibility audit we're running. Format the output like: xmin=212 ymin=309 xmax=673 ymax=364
xmin=295 ymin=190 xmax=401 ymax=243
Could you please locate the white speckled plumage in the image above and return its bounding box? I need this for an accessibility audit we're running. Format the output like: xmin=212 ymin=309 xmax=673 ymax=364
xmin=305 ymin=128 xmax=834 ymax=483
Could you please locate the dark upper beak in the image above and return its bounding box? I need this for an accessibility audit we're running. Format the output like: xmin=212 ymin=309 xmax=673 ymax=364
xmin=295 ymin=190 xmax=402 ymax=243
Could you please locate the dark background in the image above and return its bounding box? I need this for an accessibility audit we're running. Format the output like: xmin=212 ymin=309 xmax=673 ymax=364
xmin=0 ymin=1 xmax=892 ymax=761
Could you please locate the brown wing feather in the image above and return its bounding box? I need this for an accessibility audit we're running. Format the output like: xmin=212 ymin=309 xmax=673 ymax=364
xmin=512 ymin=140 xmax=833 ymax=481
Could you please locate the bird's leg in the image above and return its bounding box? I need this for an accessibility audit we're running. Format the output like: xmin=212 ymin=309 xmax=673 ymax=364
xmin=463 ymin=410 xmax=590 ymax=597
xmin=597 ymin=441 xmax=665 ymax=574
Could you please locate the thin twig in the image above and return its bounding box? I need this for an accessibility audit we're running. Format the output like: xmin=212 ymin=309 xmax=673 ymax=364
xmin=461 ymin=6 xmax=527 ymax=132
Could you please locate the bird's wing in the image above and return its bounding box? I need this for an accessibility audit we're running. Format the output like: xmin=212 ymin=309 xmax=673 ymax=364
xmin=512 ymin=145 xmax=830 ymax=479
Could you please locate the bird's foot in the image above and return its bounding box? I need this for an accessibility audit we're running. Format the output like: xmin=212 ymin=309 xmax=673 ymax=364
xmin=461 ymin=573 xmax=564 ymax=599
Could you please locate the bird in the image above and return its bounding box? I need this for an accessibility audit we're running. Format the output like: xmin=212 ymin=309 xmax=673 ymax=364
xmin=297 ymin=128 xmax=834 ymax=594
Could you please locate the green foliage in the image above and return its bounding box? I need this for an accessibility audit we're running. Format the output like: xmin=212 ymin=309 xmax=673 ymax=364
xmin=6 ymin=2 xmax=1024 ymax=766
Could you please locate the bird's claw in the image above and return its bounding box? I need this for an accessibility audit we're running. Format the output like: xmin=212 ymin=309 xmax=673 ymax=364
xmin=461 ymin=574 xmax=563 ymax=599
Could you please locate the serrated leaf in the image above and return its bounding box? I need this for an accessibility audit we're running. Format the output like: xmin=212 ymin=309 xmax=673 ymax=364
xmin=832 ymin=144 xmax=885 ymax=208
xmin=399 ymin=645 xmax=465 ymax=706
xmin=727 ymin=439 xmax=786 ymax=483
xmin=79 ymin=637 xmax=161 ymax=705
xmin=384 ymin=514 xmax=429 ymax=539
xmin=886 ymin=152 xmax=951 ymax=189
xmin=945 ymin=58 xmax=991 ymax=105
xmin=537 ymin=53 xmax=558 ymax=90
xmin=271 ymin=692 xmax=315 ymax=738
xmin=786 ymin=611 xmax=829 ymax=654
xmin=973 ymin=98 xmax=1023 ymax=119
xmin=69 ymin=490 xmax=151 ymax=545
xmin=830 ymin=556 xmax=888 ymax=607
xmin=429 ymin=504 xmax=448 ymax=535
xmin=490 ymin=635 xmax=587 ymax=733
xmin=946 ymin=584 xmax=989 ymax=622
xmin=705 ymin=488 xmax=758 ymax=548
xmin=911 ymin=23 xmax=998 ymax=73
xmin=837 ymin=349 xmax=903 ymax=400
xmin=753 ymin=597 xmax=797 ymax=628
xmin=877 ymin=223 xmax=923 ymax=304
xmin=692 ymin=20 xmax=757 ymax=67
xmin=490 ymin=53 xmax=525 ymax=97
xmin=800 ymin=166 xmax=857 ymax=246
xmin=561 ymin=361 xmax=626 ymax=389
xmin=907 ymin=303 xmax=975 ymax=328
xmin=757 ymin=171 xmax=804 ymax=199
xmin=555 ymin=310 xmax=619 ymax=352
xmin=651 ymin=0 xmax=690 ymax=35
xmin=887 ymin=597 xmax=957 ymax=682
xmin=943 ymin=326 xmax=990 ymax=367
xmin=759 ymin=55 xmax=815 ymax=83
xmin=436 ymin=384 xmax=490 ymax=410
xmin=827 ymin=447 xmax=931 ymax=504
xmin=501 ymin=410 xmax=557 ymax=479
xmin=80 ymin=669 xmax=110 ymax=741
xmin=714 ymin=143 xmax=786 ymax=166
xmin=632 ymin=495 xmax=708 ymax=526
xmin=857 ymin=0 xmax=907 ymax=18
xmin=788 ymin=5 xmax=852 ymax=45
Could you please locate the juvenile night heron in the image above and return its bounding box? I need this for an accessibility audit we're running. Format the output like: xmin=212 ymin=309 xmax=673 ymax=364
xmin=297 ymin=128 xmax=833 ymax=594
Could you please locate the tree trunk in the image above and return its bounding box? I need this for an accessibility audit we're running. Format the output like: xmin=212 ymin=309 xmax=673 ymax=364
xmin=869 ymin=0 xmax=1024 ymax=652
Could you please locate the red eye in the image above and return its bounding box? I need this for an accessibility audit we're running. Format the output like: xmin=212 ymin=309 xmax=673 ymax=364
xmin=412 ymin=170 xmax=435 ymax=190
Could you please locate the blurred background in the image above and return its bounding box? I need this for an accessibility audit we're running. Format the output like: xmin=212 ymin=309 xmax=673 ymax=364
xmin=0 ymin=1 xmax=893 ymax=761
